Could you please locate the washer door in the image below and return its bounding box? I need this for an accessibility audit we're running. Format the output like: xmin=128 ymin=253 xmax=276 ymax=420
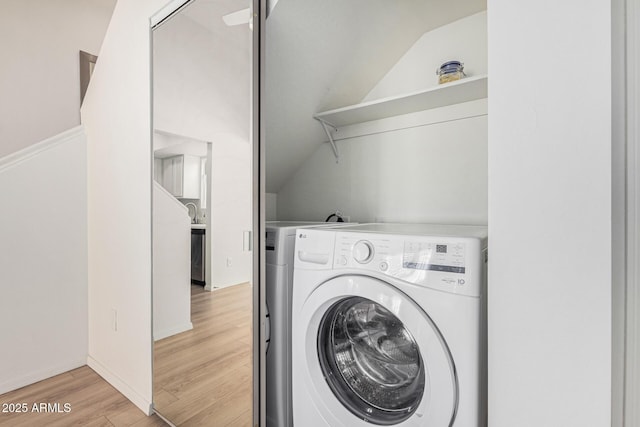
xmin=301 ymin=275 xmax=457 ymax=426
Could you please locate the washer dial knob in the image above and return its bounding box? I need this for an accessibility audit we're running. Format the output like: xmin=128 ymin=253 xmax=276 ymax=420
xmin=353 ymin=240 xmax=374 ymax=264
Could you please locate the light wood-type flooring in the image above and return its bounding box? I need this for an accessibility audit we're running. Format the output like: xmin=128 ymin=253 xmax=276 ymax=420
xmin=153 ymin=283 xmax=253 ymax=426
xmin=0 ymin=366 xmax=166 ymax=427
xmin=0 ymin=283 xmax=253 ymax=427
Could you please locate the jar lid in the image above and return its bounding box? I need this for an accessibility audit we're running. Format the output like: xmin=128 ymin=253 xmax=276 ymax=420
xmin=437 ymin=60 xmax=464 ymax=75
xmin=440 ymin=60 xmax=462 ymax=69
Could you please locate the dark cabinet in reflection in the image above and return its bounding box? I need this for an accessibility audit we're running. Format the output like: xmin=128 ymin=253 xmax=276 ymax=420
xmin=191 ymin=228 xmax=205 ymax=286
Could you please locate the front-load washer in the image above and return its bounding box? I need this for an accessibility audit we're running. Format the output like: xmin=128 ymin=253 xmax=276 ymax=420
xmin=265 ymin=221 xmax=356 ymax=427
xmin=292 ymin=223 xmax=488 ymax=427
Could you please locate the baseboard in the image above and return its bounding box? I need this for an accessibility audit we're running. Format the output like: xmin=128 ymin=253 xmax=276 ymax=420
xmin=210 ymin=280 xmax=251 ymax=291
xmin=0 ymin=358 xmax=86 ymax=395
xmin=153 ymin=321 xmax=193 ymax=341
xmin=87 ymin=356 xmax=152 ymax=415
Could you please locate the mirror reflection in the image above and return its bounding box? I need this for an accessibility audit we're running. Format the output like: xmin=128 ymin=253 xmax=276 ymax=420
xmin=151 ymin=0 xmax=253 ymax=425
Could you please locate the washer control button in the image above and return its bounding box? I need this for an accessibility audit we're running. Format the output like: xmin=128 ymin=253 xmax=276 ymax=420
xmin=353 ymin=240 xmax=374 ymax=264
xmin=379 ymin=261 xmax=389 ymax=271
xmin=338 ymin=255 xmax=348 ymax=265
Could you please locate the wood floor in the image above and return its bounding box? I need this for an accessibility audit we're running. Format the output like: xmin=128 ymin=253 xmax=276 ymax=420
xmin=0 ymin=366 xmax=166 ymax=427
xmin=0 ymin=283 xmax=253 ymax=427
xmin=153 ymin=283 xmax=253 ymax=426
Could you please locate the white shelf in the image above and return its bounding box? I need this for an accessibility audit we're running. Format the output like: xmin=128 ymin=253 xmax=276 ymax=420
xmin=314 ymin=74 xmax=488 ymax=128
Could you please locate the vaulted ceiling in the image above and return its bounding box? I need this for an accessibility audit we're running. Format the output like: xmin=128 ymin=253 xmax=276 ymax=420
xmin=265 ymin=0 xmax=486 ymax=192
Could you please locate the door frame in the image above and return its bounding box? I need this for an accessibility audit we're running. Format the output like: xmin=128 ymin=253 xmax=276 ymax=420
xmin=612 ymin=0 xmax=627 ymax=425
xmin=614 ymin=0 xmax=640 ymax=425
xmin=252 ymin=0 xmax=266 ymax=426
xmin=626 ymin=0 xmax=640 ymax=424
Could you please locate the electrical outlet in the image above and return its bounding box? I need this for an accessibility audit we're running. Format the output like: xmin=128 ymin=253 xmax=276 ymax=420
xmin=226 ymin=257 xmax=232 ymax=267
xmin=111 ymin=309 xmax=118 ymax=332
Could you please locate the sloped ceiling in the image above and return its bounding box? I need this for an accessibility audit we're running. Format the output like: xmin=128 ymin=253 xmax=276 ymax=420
xmin=265 ymin=0 xmax=486 ymax=192
xmin=181 ymin=0 xmax=250 ymax=33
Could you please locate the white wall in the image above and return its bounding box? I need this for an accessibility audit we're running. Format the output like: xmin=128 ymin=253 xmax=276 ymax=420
xmin=154 ymin=10 xmax=252 ymax=290
xmin=277 ymin=102 xmax=487 ymax=224
xmin=266 ymin=192 xmax=277 ymax=220
xmin=80 ymin=0 xmax=168 ymax=414
xmin=153 ymin=183 xmax=192 ymax=341
xmin=276 ymin=13 xmax=487 ymax=225
xmin=488 ymin=1 xmax=611 ymax=426
xmin=153 ymin=130 xmax=208 ymax=158
xmin=209 ymin=137 xmax=253 ymax=288
xmin=0 ymin=0 xmax=115 ymax=158
xmin=364 ymin=11 xmax=487 ymax=101
xmin=153 ymin=12 xmax=250 ymax=142
xmin=0 ymin=127 xmax=88 ymax=394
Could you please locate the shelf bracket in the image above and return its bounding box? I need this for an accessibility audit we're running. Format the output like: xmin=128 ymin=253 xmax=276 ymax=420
xmin=314 ymin=117 xmax=339 ymax=162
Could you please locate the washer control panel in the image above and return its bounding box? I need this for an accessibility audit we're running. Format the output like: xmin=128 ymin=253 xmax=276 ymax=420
xmin=352 ymin=240 xmax=375 ymax=264
xmin=331 ymin=231 xmax=483 ymax=297
xmin=402 ymin=241 xmax=466 ymax=274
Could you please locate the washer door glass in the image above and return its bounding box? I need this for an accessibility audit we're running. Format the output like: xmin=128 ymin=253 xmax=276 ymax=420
xmin=318 ymin=297 xmax=425 ymax=425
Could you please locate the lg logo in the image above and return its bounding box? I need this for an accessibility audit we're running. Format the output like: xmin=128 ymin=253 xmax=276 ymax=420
xmin=299 ymin=233 xmax=307 ymax=239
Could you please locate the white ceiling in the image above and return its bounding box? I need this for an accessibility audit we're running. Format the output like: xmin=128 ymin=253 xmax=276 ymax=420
xmin=265 ymin=0 xmax=486 ymax=192
xmin=181 ymin=0 xmax=251 ymax=32
xmin=153 ymin=0 xmax=250 ymax=144
xmin=153 ymin=130 xmax=208 ymax=158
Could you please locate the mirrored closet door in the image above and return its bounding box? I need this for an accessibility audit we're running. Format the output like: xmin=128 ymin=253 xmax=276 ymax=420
xmin=150 ymin=0 xmax=257 ymax=425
